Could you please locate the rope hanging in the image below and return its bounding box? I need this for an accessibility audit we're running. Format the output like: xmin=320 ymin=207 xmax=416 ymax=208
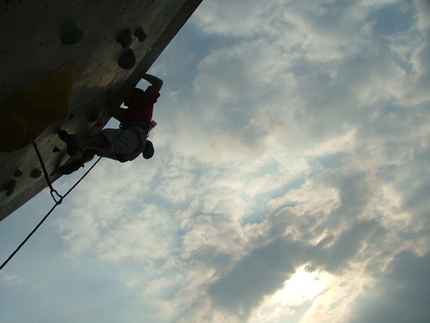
xmin=0 ymin=129 xmax=125 ymax=272
xmin=32 ymin=142 xmax=63 ymax=204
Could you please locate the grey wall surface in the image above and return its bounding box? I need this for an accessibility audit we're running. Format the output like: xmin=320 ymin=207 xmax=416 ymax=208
xmin=0 ymin=0 xmax=203 ymax=221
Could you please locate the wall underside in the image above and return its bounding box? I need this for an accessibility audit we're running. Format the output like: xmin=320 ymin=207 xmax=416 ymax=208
xmin=0 ymin=0 xmax=203 ymax=221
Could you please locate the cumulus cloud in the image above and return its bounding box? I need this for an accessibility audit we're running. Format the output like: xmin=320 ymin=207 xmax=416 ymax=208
xmin=42 ymin=1 xmax=430 ymax=322
xmin=207 ymin=237 xmax=300 ymax=318
xmin=414 ymin=0 xmax=430 ymax=30
xmin=349 ymin=250 xmax=430 ymax=323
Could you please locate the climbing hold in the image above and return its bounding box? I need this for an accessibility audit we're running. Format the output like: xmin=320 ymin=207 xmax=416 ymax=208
xmin=117 ymin=28 xmax=132 ymax=48
xmin=0 ymin=62 xmax=78 ymax=152
xmin=118 ymin=48 xmax=136 ymax=70
xmin=104 ymin=99 xmax=114 ymax=107
xmin=52 ymin=146 xmax=61 ymax=153
xmin=13 ymin=169 xmax=23 ymax=177
xmin=88 ymin=106 xmax=100 ymax=123
xmin=134 ymin=26 xmax=147 ymax=42
xmin=4 ymin=179 xmax=16 ymax=196
xmin=30 ymin=169 xmax=42 ymax=178
xmin=61 ymin=28 xmax=84 ymax=45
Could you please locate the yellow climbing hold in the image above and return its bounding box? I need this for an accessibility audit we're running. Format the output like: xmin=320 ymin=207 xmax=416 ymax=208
xmin=0 ymin=62 xmax=78 ymax=152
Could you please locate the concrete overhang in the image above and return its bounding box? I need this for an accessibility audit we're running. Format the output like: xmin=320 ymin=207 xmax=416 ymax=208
xmin=0 ymin=0 xmax=203 ymax=221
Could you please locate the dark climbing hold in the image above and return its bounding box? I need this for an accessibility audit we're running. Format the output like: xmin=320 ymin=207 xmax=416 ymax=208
xmin=88 ymin=106 xmax=100 ymax=123
xmin=61 ymin=28 xmax=84 ymax=45
xmin=134 ymin=26 xmax=147 ymax=42
xmin=13 ymin=169 xmax=23 ymax=177
xmin=104 ymin=99 xmax=114 ymax=107
xmin=118 ymin=48 xmax=136 ymax=70
xmin=52 ymin=146 xmax=61 ymax=153
xmin=30 ymin=169 xmax=42 ymax=178
xmin=4 ymin=179 xmax=16 ymax=196
xmin=117 ymin=28 xmax=132 ymax=48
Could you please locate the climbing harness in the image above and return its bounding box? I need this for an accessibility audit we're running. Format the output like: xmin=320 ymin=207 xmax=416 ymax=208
xmin=0 ymin=129 xmax=125 ymax=272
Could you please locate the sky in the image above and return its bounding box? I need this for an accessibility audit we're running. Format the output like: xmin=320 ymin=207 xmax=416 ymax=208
xmin=1 ymin=0 xmax=430 ymax=322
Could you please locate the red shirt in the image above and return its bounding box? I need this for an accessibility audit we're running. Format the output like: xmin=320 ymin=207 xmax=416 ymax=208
xmin=116 ymin=91 xmax=159 ymax=128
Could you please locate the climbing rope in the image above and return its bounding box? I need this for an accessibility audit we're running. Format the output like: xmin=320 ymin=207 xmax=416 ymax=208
xmin=32 ymin=142 xmax=63 ymax=204
xmin=0 ymin=129 xmax=125 ymax=272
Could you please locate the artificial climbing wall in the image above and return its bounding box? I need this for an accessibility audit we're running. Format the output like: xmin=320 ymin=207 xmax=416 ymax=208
xmin=0 ymin=0 xmax=203 ymax=221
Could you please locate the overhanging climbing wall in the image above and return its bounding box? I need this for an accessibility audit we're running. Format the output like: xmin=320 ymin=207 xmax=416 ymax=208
xmin=0 ymin=0 xmax=203 ymax=221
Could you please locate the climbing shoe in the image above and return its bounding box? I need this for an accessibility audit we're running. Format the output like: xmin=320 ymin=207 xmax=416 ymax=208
xmin=142 ymin=140 xmax=154 ymax=159
xmin=88 ymin=107 xmax=100 ymax=123
xmin=58 ymin=130 xmax=82 ymax=156
xmin=58 ymin=160 xmax=84 ymax=175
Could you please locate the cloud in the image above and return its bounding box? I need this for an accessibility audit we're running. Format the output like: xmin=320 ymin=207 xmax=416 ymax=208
xmin=310 ymin=220 xmax=381 ymax=273
xmin=191 ymin=0 xmax=270 ymax=37
xmin=170 ymin=0 xmax=426 ymax=168
xmin=207 ymin=237 xmax=301 ymax=319
xmin=43 ymin=1 xmax=430 ymax=323
xmin=349 ymin=250 xmax=430 ymax=323
xmin=414 ymin=0 xmax=430 ymax=30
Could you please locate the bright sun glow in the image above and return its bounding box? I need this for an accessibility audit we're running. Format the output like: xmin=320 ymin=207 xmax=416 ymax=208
xmin=274 ymin=265 xmax=328 ymax=306
xmin=249 ymin=265 xmax=332 ymax=323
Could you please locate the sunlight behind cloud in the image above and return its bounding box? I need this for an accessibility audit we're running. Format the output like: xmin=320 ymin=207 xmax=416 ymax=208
xmin=248 ymin=265 xmax=336 ymax=323
xmin=275 ymin=265 xmax=329 ymax=305
xmin=6 ymin=1 xmax=428 ymax=323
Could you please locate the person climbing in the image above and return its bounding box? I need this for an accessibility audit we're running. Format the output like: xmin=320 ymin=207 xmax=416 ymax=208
xmin=57 ymin=73 xmax=162 ymax=175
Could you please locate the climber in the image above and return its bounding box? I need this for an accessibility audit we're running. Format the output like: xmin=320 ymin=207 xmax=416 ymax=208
xmin=57 ymin=73 xmax=162 ymax=175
